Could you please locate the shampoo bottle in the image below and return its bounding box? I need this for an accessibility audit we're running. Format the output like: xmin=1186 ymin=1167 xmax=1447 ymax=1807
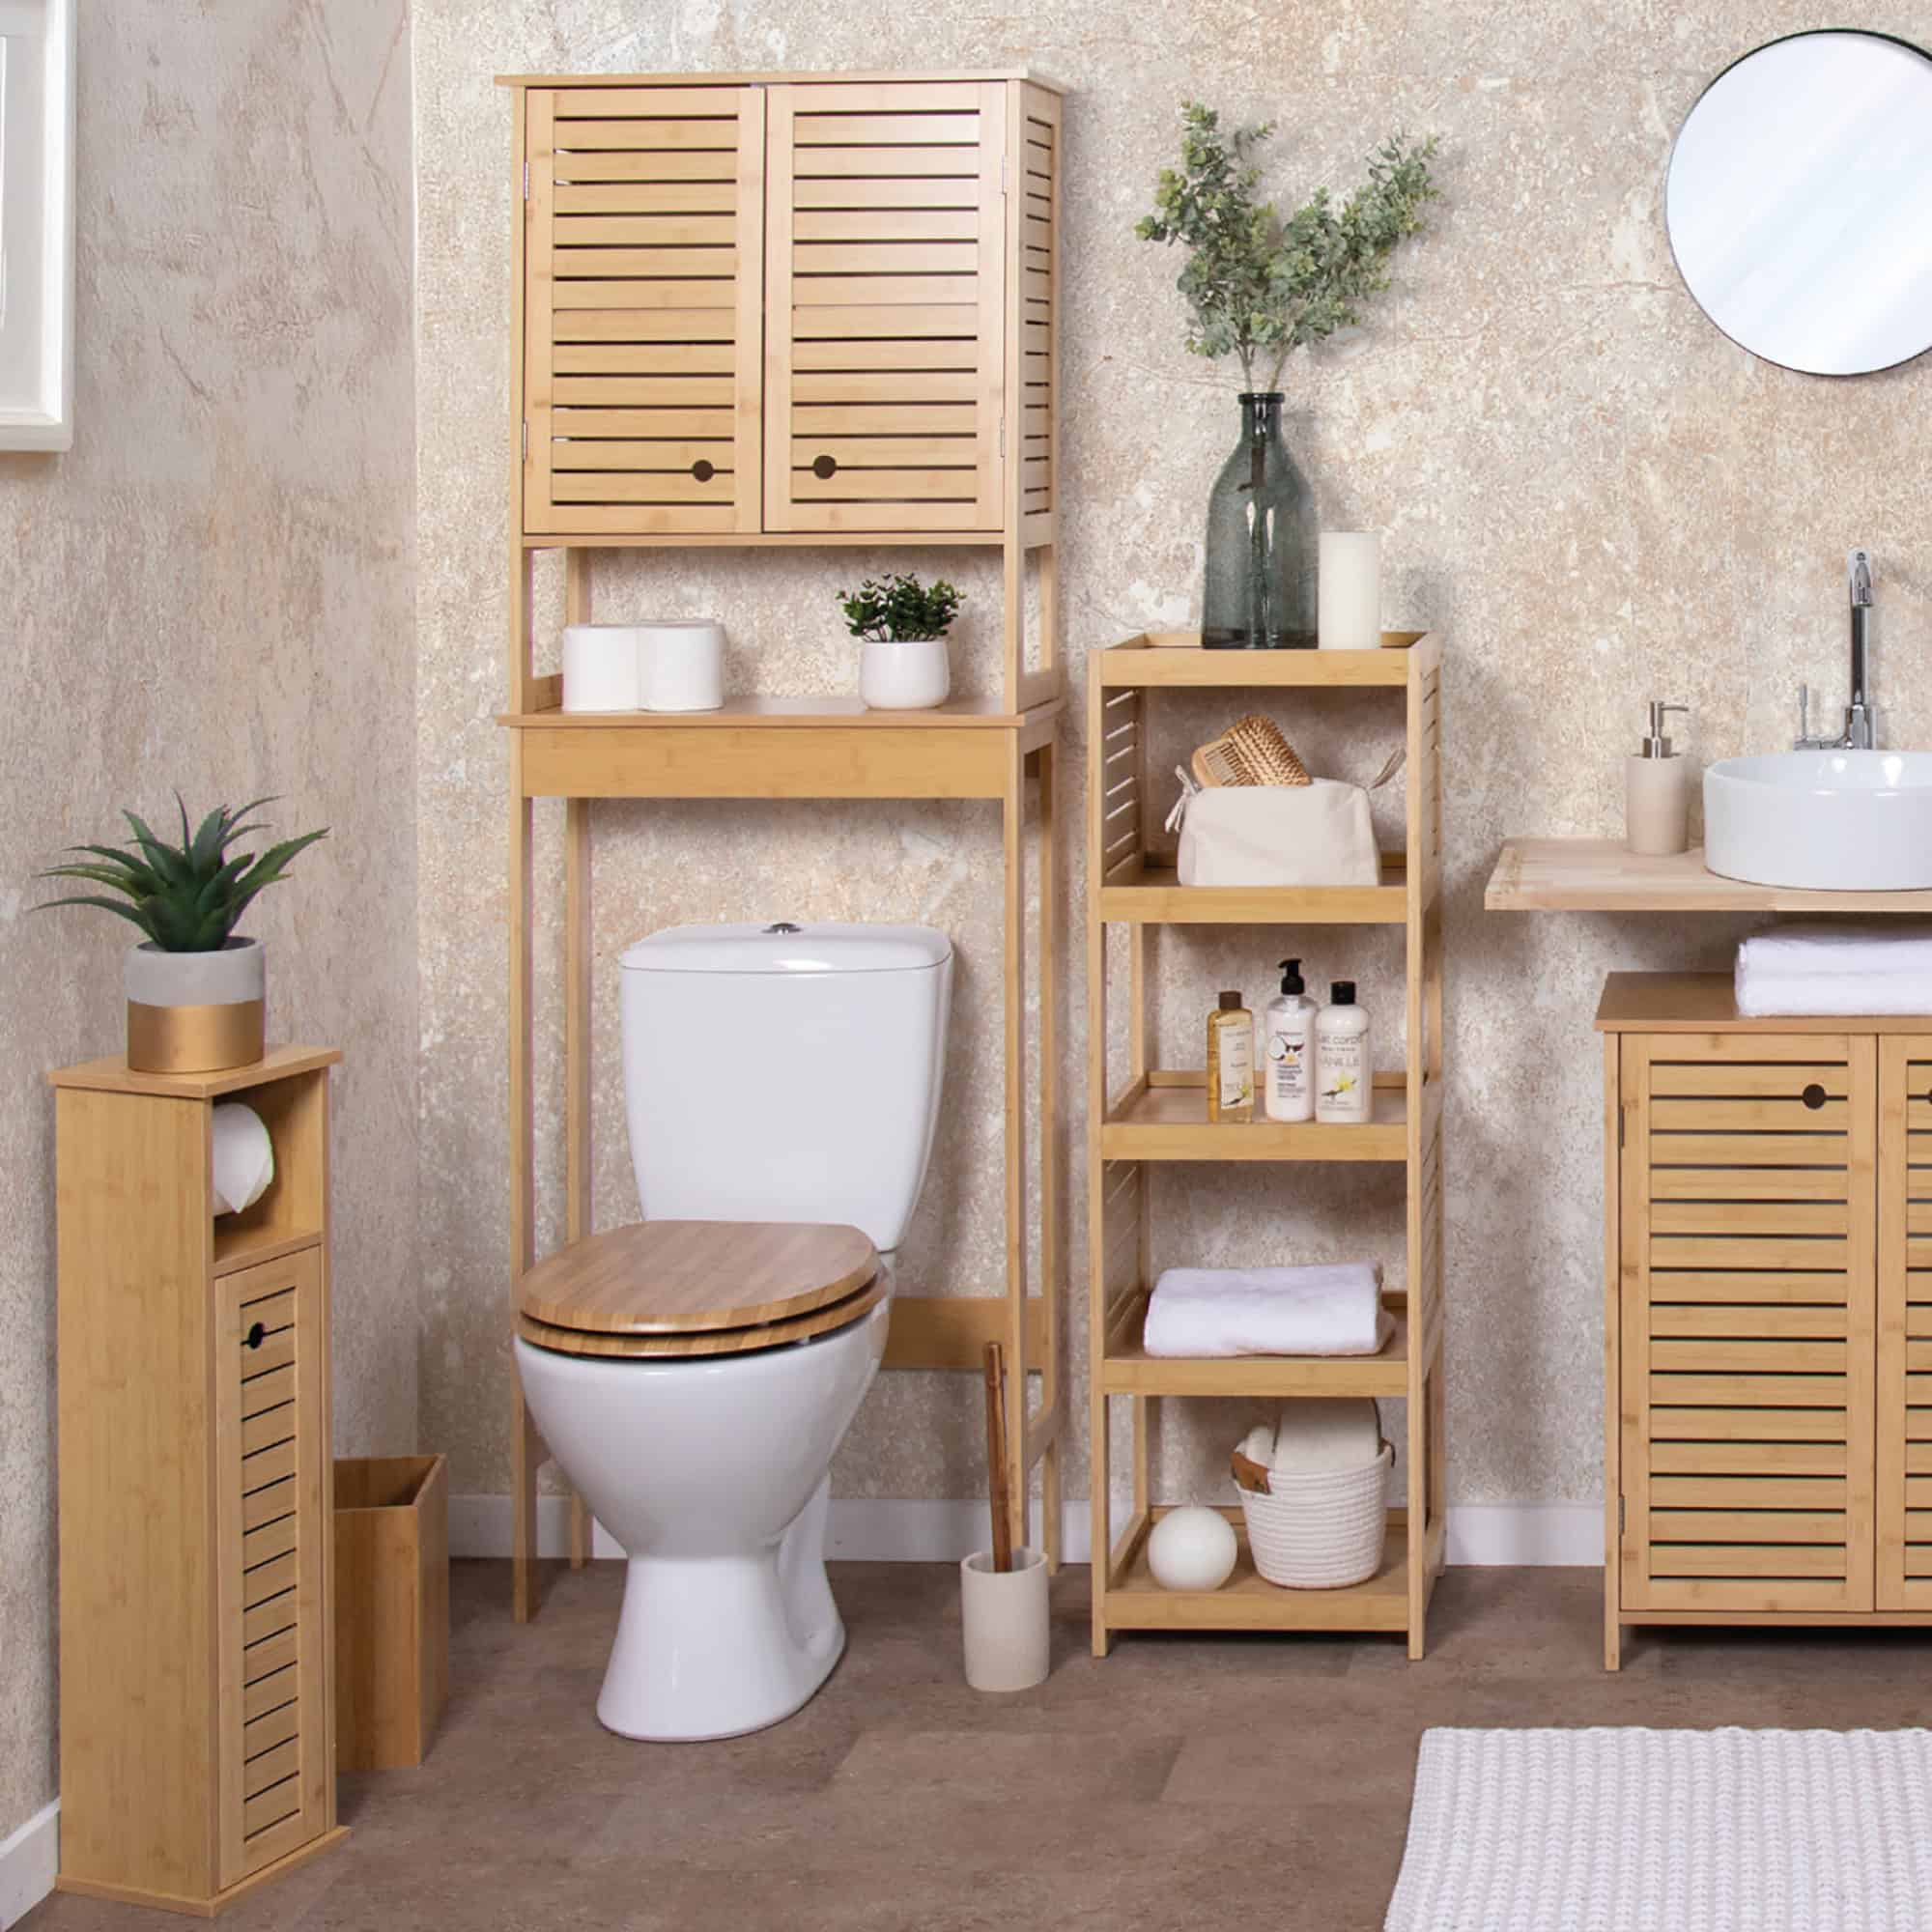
xmin=1316 ymin=981 xmax=1373 ymax=1125
xmin=1262 ymin=958 xmax=1316 ymax=1123
xmin=1207 ymin=990 xmax=1254 ymax=1122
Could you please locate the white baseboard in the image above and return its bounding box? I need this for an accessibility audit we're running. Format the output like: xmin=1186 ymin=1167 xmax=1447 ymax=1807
xmin=451 ymin=1495 xmax=1604 ymax=1568
xmin=0 ymin=1800 xmax=57 ymax=1931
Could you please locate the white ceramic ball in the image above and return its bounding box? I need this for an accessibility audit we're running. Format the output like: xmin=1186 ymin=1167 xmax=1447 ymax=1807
xmin=1147 ymin=1505 xmax=1238 ymax=1592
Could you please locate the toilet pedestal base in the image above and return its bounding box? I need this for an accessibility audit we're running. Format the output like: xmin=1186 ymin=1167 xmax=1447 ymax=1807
xmin=599 ymin=1555 xmax=843 ymax=1742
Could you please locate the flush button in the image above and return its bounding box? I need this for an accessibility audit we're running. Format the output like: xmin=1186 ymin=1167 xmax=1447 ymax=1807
xmin=763 ymin=922 xmax=803 ymax=935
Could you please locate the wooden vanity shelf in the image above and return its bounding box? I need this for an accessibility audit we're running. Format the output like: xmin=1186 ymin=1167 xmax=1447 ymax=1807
xmin=497 ymin=70 xmax=1066 ymax=1617
xmin=50 ymin=1047 xmax=345 ymax=1917
xmin=1085 ymin=632 xmax=1447 ymax=1658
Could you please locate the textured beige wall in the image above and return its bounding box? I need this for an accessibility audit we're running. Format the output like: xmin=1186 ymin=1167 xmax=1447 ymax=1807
xmin=0 ymin=0 xmax=416 ymax=1843
xmin=414 ymin=8 xmax=1932 ymax=1517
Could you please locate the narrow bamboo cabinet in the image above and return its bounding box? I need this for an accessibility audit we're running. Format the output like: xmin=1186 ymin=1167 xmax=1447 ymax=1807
xmin=1087 ymin=633 xmax=1447 ymax=1659
xmin=497 ymin=70 xmax=1066 ymax=1616
xmin=1600 ymin=974 xmax=1932 ymax=1667
xmin=49 ymin=1047 xmax=345 ymax=1917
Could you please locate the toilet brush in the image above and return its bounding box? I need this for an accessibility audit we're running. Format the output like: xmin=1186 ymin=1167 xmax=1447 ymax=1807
xmin=982 ymin=1341 xmax=1012 ymax=1574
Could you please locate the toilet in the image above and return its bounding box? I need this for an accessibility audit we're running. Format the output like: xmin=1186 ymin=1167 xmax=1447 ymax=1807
xmin=513 ymin=921 xmax=952 ymax=1741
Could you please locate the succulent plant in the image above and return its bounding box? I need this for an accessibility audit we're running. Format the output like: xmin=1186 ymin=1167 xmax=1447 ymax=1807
xmin=36 ymin=797 xmax=327 ymax=952
xmin=838 ymin=574 xmax=963 ymax=642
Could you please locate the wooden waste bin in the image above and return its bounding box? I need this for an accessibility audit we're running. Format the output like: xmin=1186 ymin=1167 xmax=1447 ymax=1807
xmin=333 ymin=1456 xmax=449 ymax=1770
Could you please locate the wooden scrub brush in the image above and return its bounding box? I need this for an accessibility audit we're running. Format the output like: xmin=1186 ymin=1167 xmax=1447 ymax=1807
xmin=1191 ymin=714 xmax=1312 ymax=788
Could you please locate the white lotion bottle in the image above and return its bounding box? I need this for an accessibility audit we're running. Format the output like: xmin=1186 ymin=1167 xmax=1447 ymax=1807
xmin=1316 ymin=980 xmax=1373 ymax=1124
xmin=1262 ymin=957 xmax=1316 ymax=1123
xmin=1626 ymin=699 xmax=1690 ymax=857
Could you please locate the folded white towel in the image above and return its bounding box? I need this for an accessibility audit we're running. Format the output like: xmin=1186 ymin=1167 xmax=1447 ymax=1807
xmin=1143 ymin=1262 xmax=1388 ymax=1358
xmin=1738 ymin=923 xmax=1932 ymax=980
xmin=1268 ymin=1398 xmax=1383 ymax=1472
xmin=1737 ymin=970 xmax=1932 ymax=1016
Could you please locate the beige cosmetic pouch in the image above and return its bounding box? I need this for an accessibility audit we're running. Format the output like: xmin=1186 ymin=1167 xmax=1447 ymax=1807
xmin=1173 ymin=778 xmax=1381 ymax=888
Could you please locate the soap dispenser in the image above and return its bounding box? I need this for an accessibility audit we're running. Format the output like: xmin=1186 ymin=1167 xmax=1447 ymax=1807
xmin=1626 ymin=700 xmax=1690 ymax=857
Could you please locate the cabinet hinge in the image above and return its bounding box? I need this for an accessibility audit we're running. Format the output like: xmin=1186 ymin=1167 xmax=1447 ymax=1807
xmin=521 ymin=421 xmax=528 ymax=461
xmin=523 ymin=160 xmax=530 ymax=201
xmin=1618 ymin=1106 xmax=1626 ymax=1150
xmin=1619 ymin=1495 xmax=1627 ymax=1535
xmin=998 ymin=414 xmax=1006 ymax=459
xmin=1002 ymin=152 xmax=1009 ymax=194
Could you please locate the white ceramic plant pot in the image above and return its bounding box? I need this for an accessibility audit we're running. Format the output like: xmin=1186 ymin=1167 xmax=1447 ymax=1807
xmin=860 ymin=638 xmax=952 ymax=710
xmin=124 ymin=938 xmax=266 ymax=1074
xmin=959 ymin=1547 xmax=1049 ymax=1691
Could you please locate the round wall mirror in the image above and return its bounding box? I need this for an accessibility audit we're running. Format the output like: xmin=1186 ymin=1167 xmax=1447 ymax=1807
xmin=1666 ymin=30 xmax=1932 ymax=375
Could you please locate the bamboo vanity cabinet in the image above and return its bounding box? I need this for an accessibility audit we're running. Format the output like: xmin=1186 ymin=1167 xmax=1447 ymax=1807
xmin=49 ymin=1048 xmax=345 ymax=1916
xmin=1600 ymin=975 xmax=1932 ymax=1666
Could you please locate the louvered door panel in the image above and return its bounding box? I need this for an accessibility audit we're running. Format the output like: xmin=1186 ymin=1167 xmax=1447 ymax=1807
xmin=524 ymin=86 xmax=764 ymax=536
xmin=1878 ymin=1042 xmax=1932 ymax=1606
xmin=766 ymin=82 xmax=1006 ymax=532
xmin=1015 ymin=83 xmax=1058 ymax=528
xmin=1621 ymin=1034 xmax=1876 ymax=1614
xmin=217 ymin=1250 xmax=329 ymax=1887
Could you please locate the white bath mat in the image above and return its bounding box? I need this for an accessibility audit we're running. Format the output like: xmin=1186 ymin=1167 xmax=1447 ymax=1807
xmin=1385 ymin=1727 xmax=1932 ymax=1931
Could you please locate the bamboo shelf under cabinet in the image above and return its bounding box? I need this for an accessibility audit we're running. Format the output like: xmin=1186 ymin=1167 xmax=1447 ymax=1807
xmin=1086 ymin=632 xmax=1447 ymax=1658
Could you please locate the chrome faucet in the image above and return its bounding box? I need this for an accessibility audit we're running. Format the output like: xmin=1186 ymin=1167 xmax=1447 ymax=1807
xmin=1795 ymin=548 xmax=1877 ymax=750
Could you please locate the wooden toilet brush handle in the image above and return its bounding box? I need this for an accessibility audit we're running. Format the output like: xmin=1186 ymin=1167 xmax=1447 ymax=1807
xmin=982 ymin=1341 xmax=1013 ymax=1574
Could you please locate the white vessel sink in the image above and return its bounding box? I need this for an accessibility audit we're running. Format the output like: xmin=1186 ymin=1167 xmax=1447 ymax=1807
xmin=1704 ymin=752 xmax=1932 ymax=891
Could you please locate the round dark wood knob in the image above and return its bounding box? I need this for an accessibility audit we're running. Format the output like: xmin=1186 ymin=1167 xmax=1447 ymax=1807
xmin=811 ymin=453 xmax=838 ymax=479
xmin=1802 ymin=1084 xmax=1827 ymax=1110
xmin=691 ymin=459 xmax=715 ymax=482
xmin=244 ymin=1321 xmax=267 ymax=1350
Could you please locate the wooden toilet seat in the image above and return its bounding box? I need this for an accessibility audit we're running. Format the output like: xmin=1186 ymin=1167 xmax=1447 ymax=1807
xmin=515 ymin=1219 xmax=883 ymax=1359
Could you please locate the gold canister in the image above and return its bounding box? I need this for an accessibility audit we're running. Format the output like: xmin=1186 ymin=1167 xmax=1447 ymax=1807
xmin=126 ymin=998 xmax=266 ymax=1074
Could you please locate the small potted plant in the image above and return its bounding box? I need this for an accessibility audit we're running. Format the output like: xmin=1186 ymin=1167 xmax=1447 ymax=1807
xmin=840 ymin=573 xmax=963 ymax=710
xmin=37 ymin=797 xmax=327 ymax=1073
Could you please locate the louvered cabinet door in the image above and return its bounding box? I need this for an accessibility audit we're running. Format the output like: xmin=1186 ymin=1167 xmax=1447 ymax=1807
xmin=1878 ymin=1041 xmax=1932 ymax=1607
xmin=764 ymin=81 xmax=1007 ymax=533
xmin=216 ymin=1250 xmax=330 ymax=1887
xmin=1619 ymin=1034 xmax=1876 ymax=1614
xmin=523 ymin=86 xmax=764 ymax=536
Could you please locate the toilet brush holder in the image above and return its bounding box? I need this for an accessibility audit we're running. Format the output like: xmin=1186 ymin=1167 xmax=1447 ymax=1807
xmin=959 ymin=1547 xmax=1049 ymax=1691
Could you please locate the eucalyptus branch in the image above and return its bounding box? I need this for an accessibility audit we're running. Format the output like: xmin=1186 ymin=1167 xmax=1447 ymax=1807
xmin=1137 ymin=104 xmax=1439 ymax=389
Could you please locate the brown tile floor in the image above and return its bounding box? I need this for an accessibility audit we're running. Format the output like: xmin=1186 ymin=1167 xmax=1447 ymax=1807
xmin=29 ymin=1560 xmax=1932 ymax=1932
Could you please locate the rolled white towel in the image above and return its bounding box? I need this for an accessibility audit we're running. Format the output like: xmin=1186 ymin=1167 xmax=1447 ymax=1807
xmin=1269 ymin=1398 xmax=1382 ymax=1473
xmin=1144 ymin=1262 xmax=1388 ymax=1358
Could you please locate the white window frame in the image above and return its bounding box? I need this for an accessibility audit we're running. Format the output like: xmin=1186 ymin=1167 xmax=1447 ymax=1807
xmin=0 ymin=0 xmax=75 ymax=451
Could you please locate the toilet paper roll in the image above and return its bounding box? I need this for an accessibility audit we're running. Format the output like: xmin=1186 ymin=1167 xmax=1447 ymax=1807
xmin=562 ymin=625 xmax=644 ymax=712
xmin=211 ymin=1103 xmax=275 ymax=1217
xmin=639 ymin=619 xmax=724 ymax=712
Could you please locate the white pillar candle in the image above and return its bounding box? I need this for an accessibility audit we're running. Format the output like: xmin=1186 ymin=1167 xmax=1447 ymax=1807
xmin=1318 ymin=532 xmax=1383 ymax=652
xmin=561 ymin=624 xmax=644 ymax=711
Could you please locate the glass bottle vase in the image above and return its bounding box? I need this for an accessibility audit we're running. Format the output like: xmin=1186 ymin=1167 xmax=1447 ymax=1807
xmin=1200 ymin=392 xmax=1317 ymax=650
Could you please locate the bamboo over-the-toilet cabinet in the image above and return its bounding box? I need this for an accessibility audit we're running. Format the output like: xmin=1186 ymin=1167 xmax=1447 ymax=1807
xmin=499 ymin=69 xmax=1067 ymax=1618
xmin=49 ymin=1048 xmax=346 ymax=1916
xmin=1600 ymin=975 xmax=1932 ymax=1667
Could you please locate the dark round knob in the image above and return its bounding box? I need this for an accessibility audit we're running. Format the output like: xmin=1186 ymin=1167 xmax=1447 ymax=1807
xmin=244 ymin=1321 xmax=267 ymax=1350
xmin=1802 ymin=1084 xmax=1827 ymax=1110
xmin=691 ymin=459 xmax=715 ymax=482
xmin=811 ymin=454 xmax=838 ymax=480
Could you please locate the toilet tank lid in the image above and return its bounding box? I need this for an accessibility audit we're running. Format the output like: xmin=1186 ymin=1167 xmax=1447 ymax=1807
xmin=619 ymin=922 xmax=952 ymax=975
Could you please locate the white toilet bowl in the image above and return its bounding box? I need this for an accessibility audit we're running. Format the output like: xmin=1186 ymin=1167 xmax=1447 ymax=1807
xmin=515 ymin=1292 xmax=890 ymax=1741
xmin=518 ymin=922 xmax=952 ymax=1742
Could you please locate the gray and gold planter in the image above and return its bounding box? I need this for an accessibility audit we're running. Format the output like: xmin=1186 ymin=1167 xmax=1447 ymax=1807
xmin=124 ymin=939 xmax=266 ymax=1073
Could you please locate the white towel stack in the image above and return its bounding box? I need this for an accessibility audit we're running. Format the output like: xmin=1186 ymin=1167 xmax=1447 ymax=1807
xmin=1736 ymin=923 xmax=1932 ymax=1016
xmin=1143 ymin=1262 xmax=1388 ymax=1358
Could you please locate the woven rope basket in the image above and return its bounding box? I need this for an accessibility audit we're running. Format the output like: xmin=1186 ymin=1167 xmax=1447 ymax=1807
xmin=1232 ymin=1441 xmax=1393 ymax=1589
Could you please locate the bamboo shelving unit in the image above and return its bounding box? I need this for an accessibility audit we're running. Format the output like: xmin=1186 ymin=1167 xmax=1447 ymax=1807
xmin=1086 ymin=631 xmax=1446 ymax=1658
xmin=497 ymin=70 xmax=1066 ymax=1620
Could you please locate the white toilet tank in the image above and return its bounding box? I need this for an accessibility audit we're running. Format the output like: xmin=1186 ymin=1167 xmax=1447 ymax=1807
xmin=619 ymin=922 xmax=952 ymax=1251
